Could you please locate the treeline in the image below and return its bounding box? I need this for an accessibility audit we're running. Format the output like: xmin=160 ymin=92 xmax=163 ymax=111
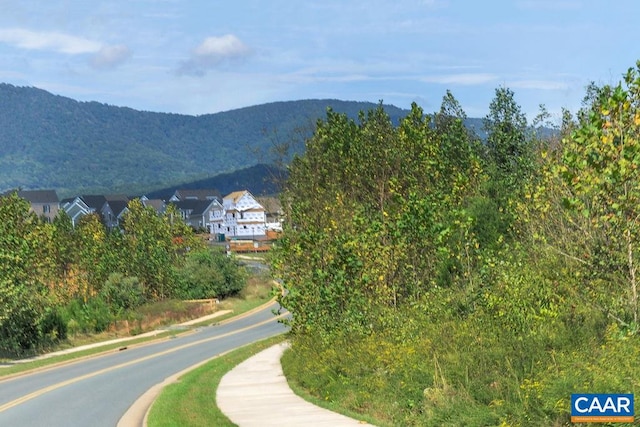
xmin=274 ymin=63 xmax=640 ymax=425
xmin=0 ymin=195 xmax=245 ymax=356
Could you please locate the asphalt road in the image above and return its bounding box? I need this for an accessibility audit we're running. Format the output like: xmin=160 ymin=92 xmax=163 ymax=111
xmin=0 ymin=302 xmax=288 ymax=427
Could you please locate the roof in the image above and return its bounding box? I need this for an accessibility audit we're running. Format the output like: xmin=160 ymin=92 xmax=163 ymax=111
xmin=17 ymin=189 xmax=59 ymax=204
xmin=142 ymin=198 xmax=165 ymax=212
xmin=173 ymin=189 xmax=221 ymax=201
xmin=224 ymin=190 xmax=249 ymax=203
xmin=108 ymin=200 xmax=129 ymax=216
xmin=79 ymin=195 xmax=108 ymax=210
xmin=105 ymin=194 xmax=129 ymax=202
xmin=169 ymin=199 xmax=219 ymax=216
xmin=256 ymin=196 xmax=282 ymax=214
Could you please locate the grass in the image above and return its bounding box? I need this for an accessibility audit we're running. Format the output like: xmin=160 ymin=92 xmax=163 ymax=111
xmin=280 ymin=348 xmax=388 ymax=427
xmin=281 ymin=349 xmax=393 ymax=427
xmin=147 ymin=334 xmax=287 ymax=427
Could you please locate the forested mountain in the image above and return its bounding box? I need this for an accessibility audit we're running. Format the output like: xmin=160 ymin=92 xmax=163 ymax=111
xmin=0 ymin=83 xmax=413 ymax=197
xmin=145 ymin=163 xmax=285 ymax=199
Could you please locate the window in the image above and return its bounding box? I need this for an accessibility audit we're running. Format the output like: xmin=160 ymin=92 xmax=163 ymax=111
xmin=43 ymin=204 xmax=50 ymax=213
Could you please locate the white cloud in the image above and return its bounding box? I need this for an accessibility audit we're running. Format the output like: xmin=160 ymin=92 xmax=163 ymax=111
xmin=90 ymin=44 xmax=131 ymax=69
xmin=194 ymin=35 xmax=249 ymax=60
xmin=0 ymin=28 xmax=101 ymax=54
xmin=421 ymin=73 xmax=497 ymax=85
xmin=177 ymin=34 xmax=251 ymax=76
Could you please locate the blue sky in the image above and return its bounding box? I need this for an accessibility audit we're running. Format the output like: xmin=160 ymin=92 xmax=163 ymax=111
xmin=1 ymin=0 xmax=638 ymax=122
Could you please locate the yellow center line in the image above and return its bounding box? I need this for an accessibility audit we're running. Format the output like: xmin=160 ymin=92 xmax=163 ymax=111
xmin=0 ymin=313 xmax=288 ymax=413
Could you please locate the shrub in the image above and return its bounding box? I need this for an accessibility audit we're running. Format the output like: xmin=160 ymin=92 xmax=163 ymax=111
xmin=62 ymin=297 xmax=113 ymax=334
xmin=40 ymin=307 xmax=67 ymax=341
xmin=101 ymin=273 xmax=145 ymax=312
xmin=174 ymin=249 xmax=246 ymax=299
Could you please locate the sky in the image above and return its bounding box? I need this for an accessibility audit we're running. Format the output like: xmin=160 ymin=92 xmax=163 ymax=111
xmin=0 ymin=0 xmax=639 ymax=123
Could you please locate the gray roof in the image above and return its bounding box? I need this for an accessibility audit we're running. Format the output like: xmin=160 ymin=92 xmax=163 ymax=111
xmin=173 ymin=189 xmax=221 ymax=201
xmin=108 ymin=200 xmax=129 ymax=216
xmin=17 ymin=190 xmax=59 ymax=204
xmin=169 ymin=199 xmax=217 ymax=216
xmin=78 ymin=195 xmax=108 ymax=210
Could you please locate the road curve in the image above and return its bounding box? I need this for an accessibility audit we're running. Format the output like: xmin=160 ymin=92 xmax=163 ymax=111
xmin=0 ymin=302 xmax=287 ymax=427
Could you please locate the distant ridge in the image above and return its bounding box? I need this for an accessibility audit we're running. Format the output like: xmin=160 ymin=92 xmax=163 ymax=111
xmin=0 ymin=83 xmax=409 ymax=197
xmin=144 ymin=163 xmax=285 ymax=200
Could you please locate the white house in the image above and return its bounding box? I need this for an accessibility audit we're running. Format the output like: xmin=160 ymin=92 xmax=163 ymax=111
xmin=222 ymin=190 xmax=266 ymax=238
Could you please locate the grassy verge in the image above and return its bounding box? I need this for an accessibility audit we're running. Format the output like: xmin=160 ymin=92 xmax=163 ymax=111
xmin=147 ymin=334 xmax=287 ymax=427
xmin=280 ymin=348 xmax=388 ymax=427
xmin=0 ymin=270 xmax=276 ymax=377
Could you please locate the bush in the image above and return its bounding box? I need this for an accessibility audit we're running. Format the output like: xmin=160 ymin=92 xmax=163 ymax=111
xmin=101 ymin=273 xmax=145 ymax=312
xmin=0 ymin=299 xmax=42 ymax=355
xmin=62 ymin=297 xmax=113 ymax=334
xmin=40 ymin=307 xmax=67 ymax=341
xmin=174 ymin=249 xmax=246 ymax=299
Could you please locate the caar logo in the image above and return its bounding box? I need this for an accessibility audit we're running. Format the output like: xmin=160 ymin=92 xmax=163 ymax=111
xmin=571 ymin=394 xmax=634 ymax=423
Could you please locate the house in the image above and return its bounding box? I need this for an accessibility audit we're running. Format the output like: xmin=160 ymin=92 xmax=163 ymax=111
xmin=256 ymin=196 xmax=283 ymax=232
xmin=222 ymin=190 xmax=266 ymax=238
xmin=60 ymin=196 xmax=93 ymax=226
xmin=168 ymin=198 xmax=224 ymax=231
xmin=60 ymin=194 xmax=129 ymax=228
xmin=105 ymin=199 xmax=129 ymax=230
xmin=169 ymin=189 xmax=221 ymax=202
xmin=140 ymin=196 xmax=166 ymax=215
xmin=17 ymin=190 xmax=60 ymax=223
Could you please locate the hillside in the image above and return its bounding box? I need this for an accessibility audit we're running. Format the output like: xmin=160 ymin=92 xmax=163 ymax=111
xmin=0 ymin=83 xmax=411 ymax=197
xmin=145 ymin=163 xmax=285 ymax=199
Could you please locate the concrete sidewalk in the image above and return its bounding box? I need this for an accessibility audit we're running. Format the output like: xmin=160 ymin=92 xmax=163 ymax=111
xmin=217 ymin=342 xmax=372 ymax=427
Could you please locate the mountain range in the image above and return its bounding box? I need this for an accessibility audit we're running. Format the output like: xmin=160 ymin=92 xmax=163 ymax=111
xmin=0 ymin=83 xmax=486 ymax=198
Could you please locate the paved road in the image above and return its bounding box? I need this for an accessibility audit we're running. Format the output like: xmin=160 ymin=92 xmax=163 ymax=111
xmin=0 ymin=302 xmax=287 ymax=427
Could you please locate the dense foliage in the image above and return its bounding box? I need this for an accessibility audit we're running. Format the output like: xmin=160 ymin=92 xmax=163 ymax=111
xmin=274 ymin=64 xmax=640 ymax=425
xmin=0 ymin=194 xmax=246 ymax=356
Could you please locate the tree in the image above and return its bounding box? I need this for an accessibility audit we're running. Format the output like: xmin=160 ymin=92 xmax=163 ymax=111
xmin=274 ymin=102 xmax=481 ymax=336
xmin=120 ymin=199 xmax=176 ymax=300
xmin=558 ymin=63 xmax=640 ymax=326
xmin=483 ymin=87 xmax=530 ymax=188
xmin=175 ymin=249 xmax=246 ymax=299
xmin=75 ymin=213 xmax=108 ymax=298
xmin=0 ymin=192 xmax=47 ymax=354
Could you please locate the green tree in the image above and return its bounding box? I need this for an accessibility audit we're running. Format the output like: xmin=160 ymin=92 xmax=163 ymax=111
xmin=274 ymin=102 xmax=480 ymax=336
xmin=483 ymin=87 xmax=530 ymax=185
xmin=558 ymin=63 xmax=640 ymax=326
xmin=75 ymin=213 xmax=108 ymax=298
xmin=50 ymin=210 xmax=76 ymax=286
xmin=175 ymin=249 xmax=246 ymax=299
xmin=120 ymin=199 xmax=176 ymax=299
xmin=0 ymin=192 xmax=47 ymax=354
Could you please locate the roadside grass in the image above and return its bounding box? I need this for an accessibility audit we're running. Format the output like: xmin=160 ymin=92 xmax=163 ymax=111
xmin=205 ymin=273 xmax=278 ymax=324
xmin=0 ymin=331 xmax=176 ymax=377
xmin=280 ymin=348 xmax=389 ymax=427
xmin=0 ymin=270 xmax=276 ymax=377
xmin=147 ymin=334 xmax=287 ymax=427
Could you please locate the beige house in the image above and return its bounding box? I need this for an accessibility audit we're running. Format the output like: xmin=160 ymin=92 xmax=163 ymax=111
xmin=18 ymin=190 xmax=60 ymax=223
